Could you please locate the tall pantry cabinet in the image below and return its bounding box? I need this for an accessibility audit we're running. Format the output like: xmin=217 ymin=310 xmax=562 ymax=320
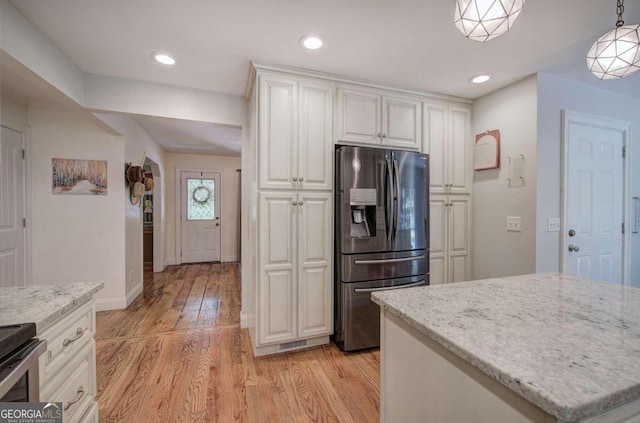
xmin=423 ymin=102 xmax=472 ymax=284
xmin=248 ymin=69 xmax=334 ymax=356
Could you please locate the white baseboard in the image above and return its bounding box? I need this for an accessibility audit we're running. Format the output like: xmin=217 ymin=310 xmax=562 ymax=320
xmin=165 ymin=258 xmax=177 ymax=266
xmin=223 ymin=255 xmax=238 ymax=263
xmin=126 ymin=281 xmax=144 ymax=307
xmin=240 ymin=312 xmax=249 ymax=328
xmin=95 ymin=297 xmax=127 ymax=311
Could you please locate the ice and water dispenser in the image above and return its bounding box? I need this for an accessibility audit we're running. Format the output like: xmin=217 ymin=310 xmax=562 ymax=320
xmin=349 ymin=188 xmax=377 ymax=238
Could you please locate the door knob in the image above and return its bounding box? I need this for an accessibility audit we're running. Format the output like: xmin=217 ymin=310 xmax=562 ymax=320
xmin=568 ymin=244 xmax=580 ymax=252
xmin=568 ymin=229 xmax=576 ymax=237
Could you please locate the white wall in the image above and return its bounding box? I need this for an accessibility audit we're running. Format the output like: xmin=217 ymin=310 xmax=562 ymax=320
xmin=165 ymin=153 xmax=241 ymax=264
xmin=537 ymin=73 xmax=640 ymax=286
xmin=471 ymin=76 xmax=538 ymax=279
xmin=1 ymin=93 xmax=29 ymax=131
xmin=94 ymin=113 xmax=167 ymax=305
xmin=27 ymin=104 xmax=126 ymax=308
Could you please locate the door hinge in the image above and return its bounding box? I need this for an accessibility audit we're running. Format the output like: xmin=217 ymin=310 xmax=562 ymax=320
xmin=622 ymin=223 xmax=626 ymax=234
xmin=23 ymin=218 xmax=26 ymax=228
xmin=623 ymin=146 xmax=626 ymax=159
xmin=22 ymin=149 xmax=25 ymax=160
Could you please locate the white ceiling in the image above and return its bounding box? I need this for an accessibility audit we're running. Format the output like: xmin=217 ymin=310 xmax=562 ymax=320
xmin=131 ymin=115 xmax=242 ymax=156
xmin=11 ymin=0 xmax=640 ymax=101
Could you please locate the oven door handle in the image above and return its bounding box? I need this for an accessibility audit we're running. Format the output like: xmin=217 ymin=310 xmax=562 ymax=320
xmin=0 ymin=339 xmax=47 ymax=399
xmin=354 ymin=280 xmax=425 ymax=293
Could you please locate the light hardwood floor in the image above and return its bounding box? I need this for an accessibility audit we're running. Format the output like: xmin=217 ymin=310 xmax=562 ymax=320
xmin=95 ymin=263 xmax=380 ymax=422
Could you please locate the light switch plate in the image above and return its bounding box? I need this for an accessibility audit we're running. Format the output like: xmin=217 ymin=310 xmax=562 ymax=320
xmin=547 ymin=218 xmax=561 ymax=232
xmin=507 ymin=216 xmax=522 ymax=232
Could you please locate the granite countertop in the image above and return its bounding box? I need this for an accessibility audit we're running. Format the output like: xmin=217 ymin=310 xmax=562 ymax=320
xmin=371 ymin=273 xmax=640 ymax=423
xmin=0 ymin=281 xmax=104 ymax=333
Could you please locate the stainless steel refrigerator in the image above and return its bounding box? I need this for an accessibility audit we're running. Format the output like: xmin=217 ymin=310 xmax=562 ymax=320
xmin=335 ymin=145 xmax=429 ymax=351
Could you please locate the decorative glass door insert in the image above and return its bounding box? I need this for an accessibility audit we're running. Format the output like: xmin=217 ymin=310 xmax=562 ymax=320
xmin=187 ymin=178 xmax=215 ymax=220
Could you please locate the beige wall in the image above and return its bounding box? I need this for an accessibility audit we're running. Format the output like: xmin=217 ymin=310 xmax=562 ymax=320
xmin=28 ymin=104 xmax=126 ymax=309
xmin=1 ymin=93 xmax=29 ymax=131
xmin=95 ymin=113 xmax=167 ymax=305
xmin=471 ymin=76 xmax=538 ymax=280
xmin=165 ymin=153 xmax=241 ymax=263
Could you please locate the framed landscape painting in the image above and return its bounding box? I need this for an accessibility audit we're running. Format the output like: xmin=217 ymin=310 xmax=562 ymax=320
xmin=52 ymin=158 xmax=107 ymax=195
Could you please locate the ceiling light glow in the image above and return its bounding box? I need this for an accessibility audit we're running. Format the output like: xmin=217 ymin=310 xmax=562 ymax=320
xmin=470 ymin=74 xmax=492 ymax=83
xmin=153 ymin=53 xmax=176 ymax=65
xmin=300 ymin=35 xmax=324 ymax=50
xmin=586 ymin=0 xmax=640 ymax=80
xmin=454 ymin=0 xmax=526 ymax=42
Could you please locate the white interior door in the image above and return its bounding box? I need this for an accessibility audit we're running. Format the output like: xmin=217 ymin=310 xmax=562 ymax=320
xmin=0 ymin=126 xmax=25 ymax=287
xmin=563 ymin=112 xmax=628 ymax=284
xmin=181 ymin=171 xmax=221 ymax=263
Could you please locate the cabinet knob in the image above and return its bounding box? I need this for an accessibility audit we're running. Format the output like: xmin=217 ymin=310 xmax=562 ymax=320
xmin=299 ymin=200 xmax=304 ymax=206
xmin=299 ymin=177 xmax=304 ymax=182
xmin=292 ymin=201 xmax=298 ymax=206
xmin=382 ymin=133 xmax=387 ymax=138
xmin=292 ymin=177 xmax=298 ymax=182
xmin=377 ymin=133 xmax=382 ymax=138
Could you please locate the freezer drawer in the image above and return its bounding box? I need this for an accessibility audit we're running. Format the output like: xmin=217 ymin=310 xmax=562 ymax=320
xmin=341 ymin=250 xmax=428 ymax=283
xmin=336 ymin=275 xmax=427 ymax=351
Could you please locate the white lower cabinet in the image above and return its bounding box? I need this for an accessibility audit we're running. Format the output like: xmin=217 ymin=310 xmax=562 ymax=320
xmin=38 ymin=300 xmax=98 ymax=423
xmin=429 ymin=195 xmax=470 ymax=284
xmin=257 ymin=191 xmax=332 ymax=353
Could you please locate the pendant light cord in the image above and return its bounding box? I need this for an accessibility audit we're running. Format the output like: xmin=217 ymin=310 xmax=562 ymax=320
xmin=616 ymin=0 xmax=625 ymax=27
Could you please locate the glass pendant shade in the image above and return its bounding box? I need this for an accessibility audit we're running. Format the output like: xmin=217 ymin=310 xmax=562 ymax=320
xmin=454 ymin=0 xmax=526 ymax=42
xmin=586 ymin=24 xmax=640 ymax=79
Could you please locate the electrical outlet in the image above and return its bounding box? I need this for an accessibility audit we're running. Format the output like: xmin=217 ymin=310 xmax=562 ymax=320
xmin=547 ymin=218 xmax=561 ymax=232
xmin=507 ymin=216 xmax=521 ymax=232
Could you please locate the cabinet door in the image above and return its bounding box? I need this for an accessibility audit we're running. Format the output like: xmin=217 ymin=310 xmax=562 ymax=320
xmin=259 ymin=75 xmax=297 ymax=190
xmin=448 ymin=196 xmax=470 ymax=282
xmin=448 ymin=107 xmax=471 ymax=193
xmin=298 ymin=81 xmax=334 ymax=191
xmin=258 ymin=192 xmax=297 ymax=344
xmin=429 ymin=196 xmax=447 ymax=285
xmin=297 ymin=192 xmax=333 ymax=337
xmin=382 ymin=95 xmax=421 ymax=150
xmin=423 ymin=103 xmax=448 ymax=193
xmin=335 ymin=88 xmax=381 ymax=145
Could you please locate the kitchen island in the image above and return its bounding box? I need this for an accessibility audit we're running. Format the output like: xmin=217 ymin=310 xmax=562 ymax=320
xmin=0 ymin=281 xmax=104 ymax=422
xmin=372 ymin=273 xmax=640 ymax=423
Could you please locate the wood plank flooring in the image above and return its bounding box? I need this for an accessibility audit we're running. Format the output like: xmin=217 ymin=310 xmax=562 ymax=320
xmin=95 ymin=263 xmax=380 ymax=422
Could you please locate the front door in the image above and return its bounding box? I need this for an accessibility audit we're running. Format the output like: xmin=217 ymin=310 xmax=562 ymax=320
xmin=563 ymin=111 xmax=628 ymax=284
xmin=0 ymin=126 xmax=25 ymax=287
xmin=180 ymin=171 xmax=221 ymax=263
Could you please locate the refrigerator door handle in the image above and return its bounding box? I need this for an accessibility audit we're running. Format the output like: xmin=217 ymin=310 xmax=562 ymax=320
xmin=354 ymin=280 xmax=425 ymax=293
xmin=393 ymin=158 xmax=401 ymax=244
xmin=385 ymin=158 xmax=394 ymax=243
xmin=353 ymin=255 xmax=426 ymax=265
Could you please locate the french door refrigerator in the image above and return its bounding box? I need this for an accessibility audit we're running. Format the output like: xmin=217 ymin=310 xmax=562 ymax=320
xmin=335 ymin=145 xmax=429 ymax=351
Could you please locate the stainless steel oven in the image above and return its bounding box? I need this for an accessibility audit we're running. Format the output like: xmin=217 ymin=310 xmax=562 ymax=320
xmin=0 ymin=323 xmax=47 ymax=402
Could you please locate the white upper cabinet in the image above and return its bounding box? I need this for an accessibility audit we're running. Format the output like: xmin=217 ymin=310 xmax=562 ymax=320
xmin=259 ymin=75 xmax=334 ymax=191
xmin=259 ymin=75 xmax=297 ymax=190
xmin=423 ymin=102 xmax=471 ymax=193
xmin=336 ymin=87 xmax=421 ymax=150
xmin=298 ymin=81 xmax=334 ymax=191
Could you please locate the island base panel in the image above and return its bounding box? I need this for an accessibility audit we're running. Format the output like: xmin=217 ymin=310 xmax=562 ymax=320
xmin=380 ymin=309 xmax=556 ymax=423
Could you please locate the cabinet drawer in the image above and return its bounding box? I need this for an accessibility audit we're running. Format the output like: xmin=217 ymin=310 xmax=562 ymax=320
xmin=41 ymin=341 xmax=96 ymax=423
xmin=39 ymin=301 xmax=95 ymax=388
xmin=78 ymin=401 xmax=98 ymax=423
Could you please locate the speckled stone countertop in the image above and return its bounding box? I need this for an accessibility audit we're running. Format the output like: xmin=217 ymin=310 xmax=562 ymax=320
xmin=371 ymin=273 xmax=640 ymax=423
xmin=0 ymin=281 xmax=104 ymax=333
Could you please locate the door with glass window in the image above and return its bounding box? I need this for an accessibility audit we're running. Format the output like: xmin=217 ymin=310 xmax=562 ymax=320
xmin=181 ymin=171 xmax=221 ymax=263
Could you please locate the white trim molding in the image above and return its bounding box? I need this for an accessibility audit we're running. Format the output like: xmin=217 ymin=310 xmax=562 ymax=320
xmin=95 ymin=297 xmax=127 ymax=312
xmin=126 ymin=281 xmax=144 ymax=307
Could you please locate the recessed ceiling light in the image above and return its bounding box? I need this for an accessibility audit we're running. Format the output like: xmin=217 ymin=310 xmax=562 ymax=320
xmin=153 ymin=52 xmax=176 ymax=65
xmin=300 ymin=35 xmax=325 ymax=50
xmin=470 ymin=74 xmax=492 ymax=84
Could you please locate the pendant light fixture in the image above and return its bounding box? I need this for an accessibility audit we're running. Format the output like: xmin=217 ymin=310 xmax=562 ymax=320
xmin=586 ymin=0 xmax=640 ymax=80
xmin=454 ymin=0 xmax=526 ymax=42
